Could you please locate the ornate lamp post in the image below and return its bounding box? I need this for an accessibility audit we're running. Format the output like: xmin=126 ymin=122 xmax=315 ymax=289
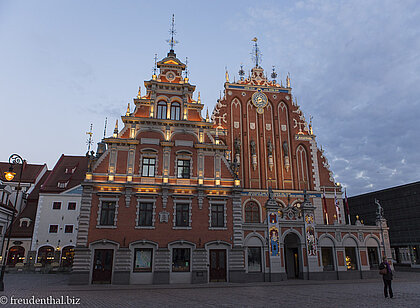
xmin=0 ymin=154 xmax=25 ymax=291
xmin=375 ymin=199 xmax=386 ymax=259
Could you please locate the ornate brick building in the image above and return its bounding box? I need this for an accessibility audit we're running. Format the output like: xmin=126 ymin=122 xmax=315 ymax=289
xmin=71 ymin=39 xmax=392 ymax=285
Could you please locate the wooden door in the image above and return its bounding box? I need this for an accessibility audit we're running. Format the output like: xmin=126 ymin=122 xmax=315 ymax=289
xmin=209 ymin=249 xmax=226 ymax=282
xmin=92 ymin=249 xmax=113 ymax=284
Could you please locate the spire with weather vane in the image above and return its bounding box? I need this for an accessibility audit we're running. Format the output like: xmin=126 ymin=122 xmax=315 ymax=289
xmin=166 ymin=14 xmax=178 ymax=54
xmin=251 ymin=37 xmax=262 ymax=68
xmin=86 ymin=123 xmax=94 ymax=154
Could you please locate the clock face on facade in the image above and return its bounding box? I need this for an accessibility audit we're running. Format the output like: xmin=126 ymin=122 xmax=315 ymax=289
xmin=166 ymin=71 xmax=175 ymax=81
xmin=251 ymin=88 xmax=268 ymax=114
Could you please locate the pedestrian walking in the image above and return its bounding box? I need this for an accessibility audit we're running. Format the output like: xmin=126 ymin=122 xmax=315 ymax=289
xmin=379 ymin=256 xmax=393 ymax=298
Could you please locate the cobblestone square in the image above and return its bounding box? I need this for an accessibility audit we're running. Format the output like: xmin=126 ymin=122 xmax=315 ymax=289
xmin=1 ymin=271 xmax=419 ymax=307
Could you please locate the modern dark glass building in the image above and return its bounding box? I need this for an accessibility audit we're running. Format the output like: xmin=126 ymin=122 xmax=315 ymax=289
xmin=348 ymin=181 xmax=420 ymax=267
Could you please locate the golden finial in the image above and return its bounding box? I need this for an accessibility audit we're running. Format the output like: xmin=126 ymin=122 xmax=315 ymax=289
xmin=356 ymin=215 xmax=359 ymax=220
xmin=113 ymin=120 xmax=118 ymax=138
xmin=197 ymin=92 xmax=201 ymax=104
xmin=126 ymin=103 xmax=130 ymax=116
xmin=225 ymin=68 xmax=229 ymax=82
xmin=206 ymin=108 xmax=209 ymax=122
xmin=309 ymin=115 xmax=313 ymax=135
xmin=137 ymin=87 xmax=141 ymax=99
xmin=286 ymin=73 xmax=291 ymax=88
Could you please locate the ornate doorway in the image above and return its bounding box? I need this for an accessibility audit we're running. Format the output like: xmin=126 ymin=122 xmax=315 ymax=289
xmin=7 ymin=246 xmax=25 ymax=266
xmin=209 ymin=249 xmax=227 ymax=282
xmin=284 ymin=233 xmax=302 ymax=279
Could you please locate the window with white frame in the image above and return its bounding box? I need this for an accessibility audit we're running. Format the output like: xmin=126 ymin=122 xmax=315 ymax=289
xmin=156 ymin=101 xmax=167 ymax=119
xmin=141 ymin=157 xmax=156 ymax=177
xmin=170 ymin=102 xmax=181 ymax=120
xmin=52 ymin=202 xmax=61 ymax=210
xmin=137 ymin=202 xmax=153 ymax=227
xmin=64 ymin=225 xmax=73 ymax=233
xmin=99 ymin=201 xmax=117 ymax=226
xmin=68 ymin=202 xmax=76 ymax=210
xmin=209 ymin=202 xmax=226 ymax=229
xmin=177 ymin=159 xmax=190 ymax=179
xmin=175 ymin=203 xmax=190 ymax=227
xmin=49 ymin=225 xmax=58 ymax=233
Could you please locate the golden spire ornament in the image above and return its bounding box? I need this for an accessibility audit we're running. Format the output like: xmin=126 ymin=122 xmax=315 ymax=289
xmin=286 ymin=73 xmax=291 ymax=88
xmin=197 ymin=92 xmax=201 ymax=104
xmin=206 ymin=108 xmax=209 ymax=122
xmin=137 ymin=87 xmax=141 ymax=99
xmin=225 ymin=68 xmax=229 ymax=82
xmin=126 ymin=103 xmax=130 ymax=116
xmin=113 ymin=120 xmax=118 ymax=138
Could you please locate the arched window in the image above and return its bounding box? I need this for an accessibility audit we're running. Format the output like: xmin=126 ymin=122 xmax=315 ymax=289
xmin=156 ymin=101 xmax=167 ymax=119
xmin=245 ymin=202 xmax=260 ymax=223
xmin=61 ymin=246 xmax=75 ymax=267
xmin=7 ymin=246 xmax=25 ymax=266
xmin=37 ymin=245 xmax=55 ymax=265
xmin=170 ymin=102 xmax=181 ymax=120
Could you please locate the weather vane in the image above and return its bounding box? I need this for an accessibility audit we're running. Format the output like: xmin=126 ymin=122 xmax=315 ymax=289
xmin=103 ymin=118 xmax=107 ymax=139
xmin=86 ymin=123 xmax=93 ymax=153
xmin=184 ymin=57 xmax=189 ymax=79
xmin=251 ymin=37 xmax=262 ymax=68
xmin=153 ymin=53 xmax=158 ymax=75
xmin=166 ymin=14 xmax=178 ymax=51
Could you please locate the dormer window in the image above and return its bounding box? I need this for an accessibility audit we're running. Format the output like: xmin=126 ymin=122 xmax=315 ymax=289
xmin=156 ymin=101 xmax=167 ymax=119
xmin=65 ymin=166 xmax=76 ymax=174
xmin=57 ymin=181 xmax=68 ymax=188
xmin=170 ymin=102 xmax=181 ymax=120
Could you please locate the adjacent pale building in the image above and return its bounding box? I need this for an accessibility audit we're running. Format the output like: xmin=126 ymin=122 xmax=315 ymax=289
xmin=31 ymin=155 xmax=88 ymax=268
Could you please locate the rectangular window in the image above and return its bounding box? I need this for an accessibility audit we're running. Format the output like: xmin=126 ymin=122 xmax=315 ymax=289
xmin=141 ymin=157 xmax=156 ymax=177
xmin=177 ymin=159 xmax=190 ymax=179
xmin=138 ymin=202 xmax=153 ymax=226
xmin=368 ymin=247 xmax=379 ymax=269
xmin=211 ymin=204 xmax=224 ymax=227
xmin=321 ymin=247 xmax=334 ymax=271
xmin=345 ymin=247 xmax=358 ymax=270
xmin=68 ymin=202 xmax=76 ymax=210
xmin=49 ymin=225 xmax=58 ymax=233
xmin=172 ymin=248 xmax=190 ymax=272
xmin=100 ymin=201 xmax=116 ymax=226
xmin=64 ymin=225 xmax=73 ymax=233
xmin=176 ymin=204 xmax=189 ymax=227
xmin=247 ymin=247 xmax=262 ymax=272
xmin=133 ymin=248 xmax=153 ymax=272
xmin=52 ymin=202 xmax=61 ymax=210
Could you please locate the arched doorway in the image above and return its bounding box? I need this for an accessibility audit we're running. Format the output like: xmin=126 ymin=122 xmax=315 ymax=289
xmin=284 ymin=233 xmax=302 ymax=279
xmin=61 ymin=246 xmax=75 ymax=268
xmin=7 ymin=246 xmax=25 ymax=266
xmin=37 ymin=246 xmax=55 ymax=265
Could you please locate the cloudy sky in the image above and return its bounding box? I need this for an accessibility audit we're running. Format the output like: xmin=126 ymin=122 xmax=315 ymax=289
xmin=1 ymin=0 xmax=419 ymax=196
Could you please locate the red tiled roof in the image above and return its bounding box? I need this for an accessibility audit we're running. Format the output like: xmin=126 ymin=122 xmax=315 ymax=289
xmin=9 ymin=170 xmax=51 ymax=238
xmin=40 ymin=155 xmax=88 ymax=193
xmin=0 ymin=162 xmax=46 ymax=184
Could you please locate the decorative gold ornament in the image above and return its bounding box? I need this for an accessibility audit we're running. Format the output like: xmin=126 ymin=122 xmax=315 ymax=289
xmin=251 ymin=88 xmax=268 ymax=114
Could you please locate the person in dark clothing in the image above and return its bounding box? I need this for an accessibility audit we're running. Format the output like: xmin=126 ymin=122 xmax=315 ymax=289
xmin=379 ymin=257 xmax=393 ymax=298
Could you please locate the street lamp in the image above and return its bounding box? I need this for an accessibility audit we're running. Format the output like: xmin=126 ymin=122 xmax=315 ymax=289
xmin=0 ymin=154 xmax=25 ymax=292
xmin=375 ymin=199 xmax=386 ymax=259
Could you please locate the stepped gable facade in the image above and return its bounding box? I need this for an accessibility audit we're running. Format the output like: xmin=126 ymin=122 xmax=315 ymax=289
xmin=71 ymin=42 xmax=391 ymax=285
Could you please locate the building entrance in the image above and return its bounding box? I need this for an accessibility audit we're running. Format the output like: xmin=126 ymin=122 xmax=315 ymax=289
xmin=209 ymin=249 xmax=227 ymax=282
xmin=92 ymin=249 xmax=113 ymax=284
xmin=284 ymin=233 xmax=301 ymax=279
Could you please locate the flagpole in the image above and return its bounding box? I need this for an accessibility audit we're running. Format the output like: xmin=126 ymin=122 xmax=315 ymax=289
xmin=345 ymin=188 xmax=351 ymax=225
